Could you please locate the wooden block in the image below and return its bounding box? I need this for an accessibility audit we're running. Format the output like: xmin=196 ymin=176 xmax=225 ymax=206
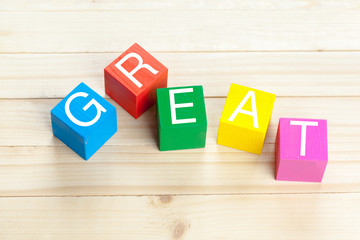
xmin=51 ymin=82 xmax=117 ymax=160
xmin=217 ymin=83 xmax=276 ymax=154
xmin=156 ymin=86 xmax=207 ymax=151
xmin=275 ymin=118 xmax=328 ymax=182
xmin=104 ymin=43 xmax=168 ymax=119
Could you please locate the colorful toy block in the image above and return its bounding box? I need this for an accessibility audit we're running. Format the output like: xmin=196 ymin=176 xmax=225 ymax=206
xmin=157 ymin=86 xmax=207 ymax=151
xmin=217 ymin=84 xmax=276 ymax=154
xmin=51 ymin=82 xmax=117 ymax=160
xmin=104 ymin=43 xmax=168 ymax=119
xmin=275 ymin=118 xmax=328 ymax=182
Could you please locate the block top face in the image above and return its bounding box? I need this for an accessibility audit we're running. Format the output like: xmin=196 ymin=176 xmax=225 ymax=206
xmin=105 ymin=43 xmax=168 ymax=96
xmin=157 ymin=86 xmax=207 ymax=129
xmin=220 ymin=83 xmax=276 ymax=133
xmin=279 ymin=118 xmax=328 ymax=162
xmin=51 ymin=82 xmax=116 ymax=138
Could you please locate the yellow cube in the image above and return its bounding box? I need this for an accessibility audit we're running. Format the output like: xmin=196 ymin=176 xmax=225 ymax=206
xmin=217 ymin=84 xmax=276 ymax=154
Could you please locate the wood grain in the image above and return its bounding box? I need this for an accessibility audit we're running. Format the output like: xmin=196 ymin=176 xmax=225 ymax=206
xmin=1 ymin=10 xmax=360 ymax=53
xmin=0 ymin=97 xmax=360 ymax=148
xmin=1 ymin=52 xmax=360 ymax=98
xmin=0 ymin=144 xmax=359 ymax=196
xmin=1 ymin=194 xmax=359 ymax=240
xmin=2 ymin=0 xmax=360 ymax=11
xmin=1 ymin=0 xmax=359 ymax=238
xmin=0 ymin=98 xmax=358 ymax=146
xmin=0 ymin=97 xmax=358 ymax=196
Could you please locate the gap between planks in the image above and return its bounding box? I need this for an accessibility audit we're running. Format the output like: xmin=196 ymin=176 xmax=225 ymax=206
xmin=1 ymin=0 xmax=360 ymax=11
xmin=2 ymin=51 xmax=360 ymax=98
xmin=1 ymin=96 xmax=359 ymax=101
xmin=1 ymin=192 xmax=360 ymax=198
xmin=1 ymin=10 xmax=360 ymax=52
xmin=3 ymin=50 xmax=360 ymax=54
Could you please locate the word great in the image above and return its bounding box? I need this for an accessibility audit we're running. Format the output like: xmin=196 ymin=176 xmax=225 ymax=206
xmin=51 ymin=43 xmax=328 ymax=182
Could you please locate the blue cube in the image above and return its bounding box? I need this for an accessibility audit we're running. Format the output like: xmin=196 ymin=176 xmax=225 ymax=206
xmin=51 ymin=82 xmax=117 ymax=160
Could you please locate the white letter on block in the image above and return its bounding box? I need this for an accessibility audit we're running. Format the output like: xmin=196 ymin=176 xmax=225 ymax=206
xmin=228 ymin=90 xmax=259 ymax=128
xmin=290 ymin=120 xmax=318 ymax=156
xmin=169 ymin=88 xmax=196 ymax=125
xmin=65 ymin=92 xmax=107 ymax=127
xmin=115 ymin=52 xmax=159 ymax=88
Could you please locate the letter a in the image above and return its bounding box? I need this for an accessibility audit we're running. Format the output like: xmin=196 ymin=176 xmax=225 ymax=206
xmin=228 ymin=90 xmax=259 ymax=128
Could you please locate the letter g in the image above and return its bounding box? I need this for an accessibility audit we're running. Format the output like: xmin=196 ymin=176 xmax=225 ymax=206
xmin=65 ymin=92 xmax=107 ymax=127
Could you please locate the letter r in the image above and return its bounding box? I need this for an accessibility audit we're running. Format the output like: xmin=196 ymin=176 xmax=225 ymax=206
xmin=115 ymin=52 xmax=159 ymax=88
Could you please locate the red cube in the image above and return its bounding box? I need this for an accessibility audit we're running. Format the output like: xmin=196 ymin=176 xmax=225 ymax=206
xmin=104 ymin=43 xmax=168 ymax=118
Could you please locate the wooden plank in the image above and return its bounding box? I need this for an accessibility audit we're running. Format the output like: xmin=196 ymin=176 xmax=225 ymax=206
xmin=0 ymin=97 xmax=359 ymax=196
xmin=0 ymin=10 xmax=359 ymax=53
xmin=0 ymin=144 xmax=359 ymax=196
xmin=1 ymin=52 xmax=360 ymax=98
xmin=1 ymin=142 xmax=358 ymax=164
xmin=1 ymin=0 xmax=360 ymax=11
xmin=1 ymin=194 xmax=359 ymax=240
xmin=0 ymin=98 xmax=358 ymax=146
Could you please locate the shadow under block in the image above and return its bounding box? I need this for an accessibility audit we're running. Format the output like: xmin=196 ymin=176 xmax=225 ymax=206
xmin=51 ymin=82 xmax=117 ymax=160
xmin=275 ymin=118 xmax=328 ymax=183
xmin=157 ymin=86 xmax=207 ymax=151
xmin=217 ymin=84 xmax=276 ymax=154
xmin=104 ymin=43 xmax=168 ymax=119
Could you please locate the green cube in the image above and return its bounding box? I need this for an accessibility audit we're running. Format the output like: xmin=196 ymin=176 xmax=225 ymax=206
xmin=156 ymin=85 xmax=207 ymax=151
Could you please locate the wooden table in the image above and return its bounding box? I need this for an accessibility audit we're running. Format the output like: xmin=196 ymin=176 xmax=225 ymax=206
xmin=1 ymin=1 xmax=360 ymax=239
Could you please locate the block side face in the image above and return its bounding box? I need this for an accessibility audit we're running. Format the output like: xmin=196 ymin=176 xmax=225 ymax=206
xmin=156 ymin=100 xmax=161 ymax=148
xmin=84 ymin=109 xmax=118 ymax=160
xmin=51 ymin=112 xmax=86 ymax=159
xmin=279 ymin=118 xmax=328 ymax=162
xmin=220 ymin=83 xmax=276 ymax=134
xmin=275 ymin=121 xmax=281 ymax=179
xmin=159 ymin=124 xmax=207 ymax=151
xmin=106 ymin=43 xmax=168 ymax=96
xmin=275 ymin=158 xmax=327 ymax=182
xmin=135 ymin=70 xmax=168 ymax=118
xmin=105 ymin=67 xmax=137 ymax=118
xmin=217 ymin=120 xmax=265 ymax=154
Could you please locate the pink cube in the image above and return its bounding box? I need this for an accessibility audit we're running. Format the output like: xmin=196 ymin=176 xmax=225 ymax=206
xmin=275 ymin=118 xmax=328 ymax=182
